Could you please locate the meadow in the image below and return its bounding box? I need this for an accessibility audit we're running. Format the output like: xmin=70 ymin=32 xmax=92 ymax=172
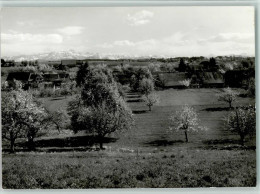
xmin=2 ymin=88 xmax=256 ymax=188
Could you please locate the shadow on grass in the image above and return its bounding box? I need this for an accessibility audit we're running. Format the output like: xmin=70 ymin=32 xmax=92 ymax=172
xmin=144 ymin=139 xmax=184 ymax=147
xmin=126 ymin=95 xmax=141 ymax=99
xmin=203 ymin=138 xmax=240 ymax=145
xmin=132 ymin=110 xmax=148 ymax=114
xmin=13 ymin=135 xmax=118 ymax=152
xmin=50 ymin=97 xmax=66 ymax=101
xmin=201 ymin=138 xmax=256 ymax=150
xmin=127 ymin=99 xmax=144 ymax=103
xmin=202 ymin=107 xmax=233 ymax=112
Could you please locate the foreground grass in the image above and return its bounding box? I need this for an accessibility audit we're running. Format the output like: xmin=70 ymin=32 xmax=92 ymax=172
xmin=2 ymin=148 xmax=256 ymax=189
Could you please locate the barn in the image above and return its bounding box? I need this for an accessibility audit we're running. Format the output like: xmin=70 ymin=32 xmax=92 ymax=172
xmin=6 ymin=72 xmax=43 ymax=89
xmin=155 ymin=72 xmax=188 ymax=88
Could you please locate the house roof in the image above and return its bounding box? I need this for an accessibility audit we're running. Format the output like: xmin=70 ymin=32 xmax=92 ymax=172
xmin=6 ymin=72 xmax=31 ymax=82
xmin=43 ymin=73 xmax=61 ymax=81
xmin=29 ymin=73 xmax=43 ymax=81
xmin=200 ymin=72 xmax=224 ymax=84
xmin=157 ymin=72 xmax=188 ymax=87
xmin=58 ymin=72 xmax=69 ymax=79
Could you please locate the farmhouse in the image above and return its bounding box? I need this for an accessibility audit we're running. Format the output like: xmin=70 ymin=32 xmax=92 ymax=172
xmin=156 ymin=72 xmax=188 ymax=88
xmin=1 ymin=60 xmax=15 ymax=67
xmin=189 ymin=72 xmax=224 ymax=88
xmin=6 ymin=72 xmax=43 ymax=89
xmin=201 ymin=72 xmax=224 ymax=88
xmin=42 ymin=73 xmax=62 ymax=88
xmin=58 ymin=72 xmax=70 ymax=81
xmin=48 ymin=61 xmax=61 ymax=69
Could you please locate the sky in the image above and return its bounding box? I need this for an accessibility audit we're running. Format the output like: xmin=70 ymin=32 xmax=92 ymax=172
xmin=0 ymin=6 xmax=255 ymax=57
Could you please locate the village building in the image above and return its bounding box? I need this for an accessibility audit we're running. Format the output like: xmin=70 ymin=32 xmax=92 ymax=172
xmin=155 ymin=72 xmax=188 ymax=89
xmin=200 ymin=72 xmax=224 ymax=88
xmin=47 ymin=61 xmax=62 ymax=69
xmin=42 ymin=72 xmax=62 ymax=89
xmin=58 ymin=72 xmax=70 ymax=81
xmin=6 ymin=72 xmax=43 ymax=89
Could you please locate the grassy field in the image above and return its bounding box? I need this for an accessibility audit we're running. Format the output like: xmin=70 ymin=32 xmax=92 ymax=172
xmin=2 ymin=149 xmax=256 ymax=188
xmin=2 ymin=88 xmax=256 ymax=188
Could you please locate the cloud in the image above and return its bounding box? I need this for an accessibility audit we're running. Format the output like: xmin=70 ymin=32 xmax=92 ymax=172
xmin=57 ymin=26 xmax=84 ymax=36
xmin=114 ymin=40 xmax=135 ymax=46
xmin=127 ymin=10 xmax=154 ymax=26
xmin=1 ymin=32 xmax=63 ymax=44
xmin=17 ymin=21 xmax=35 ymax=26
xmin=97 ymin=31 xmax=254 ymax=57
xmin=198 ymin=33 xmax=254 ymax=44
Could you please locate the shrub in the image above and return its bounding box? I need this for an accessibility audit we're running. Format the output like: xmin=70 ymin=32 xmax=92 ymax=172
xmin=179 ymin=79 xmax=191 ymax=88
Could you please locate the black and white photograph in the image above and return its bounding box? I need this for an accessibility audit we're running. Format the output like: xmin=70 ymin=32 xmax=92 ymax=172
xmin=0 ymin=6 xmax=256 ymax=189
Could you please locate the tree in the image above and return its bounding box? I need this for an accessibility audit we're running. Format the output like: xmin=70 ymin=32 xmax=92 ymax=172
xmin=138 ymin=78 xmax=154 ymax=96
xmin=155 ymin=74 xmax=166 ymax=88
xmin=1 ymin=58 xmax=6 ymax=66
xmin=75 ymin=62 xmax=92 ymax=87
xmin=1 ymin=89 xmax=47 ymax=152
xmin=130 ymin=67 xmax=153 ymax=91
xmin=76 ymin=97 xmax=133 ymax=149
xmin=142 ymin=93 xmax=159 ymax=111
xmin=218 ymin=87 xmax=239 ymax=108
xmin=178 ymin=58 xmax=186 ymax=72
xmin=46 ymin=108 xmax=69 ymax=132
xmin=148 ymin=62 xmax=160 ymax=73
xmin=226 ymin=106 xmax=256 ymax=146
xmin=169 ymin=105 xmax=200 ymax=142
xmin=21 ymin=60 xmax=28 ymax=66
xmin=69 ymin=67 xmax=134 ymax=149
xmin=209 ymin=57 xmax=217 ymax=70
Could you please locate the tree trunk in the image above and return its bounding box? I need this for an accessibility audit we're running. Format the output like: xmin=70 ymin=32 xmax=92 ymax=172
xmin=240 ymin=134 xmax=245 ymax=146
xmin=10 ymin=139 xmax=15 ymax=153
xmin=98 ymin=135 xmax=104 ymax=149
xmin=27 ymin=136 xmax=35 ymax=151
xmin=149 ymin=105 xmax=151 ymax=111
xmin=229 ymin=102 xmax=232 ymax=109
xmin=184 ymin=131 xmax=188 ymax=143
xmin=99 ymin=141 xmax=103 ymax=149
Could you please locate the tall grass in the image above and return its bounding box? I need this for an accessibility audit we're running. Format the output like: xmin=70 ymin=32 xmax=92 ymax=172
xmin=2 ymin=149 xmax=256 ymax=189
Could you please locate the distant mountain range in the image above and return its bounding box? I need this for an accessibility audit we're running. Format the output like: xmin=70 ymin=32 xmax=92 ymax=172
xmin=2 ymin=50 xmax=163 ymax=62
xmin=2 ymin=50 xmax=253 ymax=62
